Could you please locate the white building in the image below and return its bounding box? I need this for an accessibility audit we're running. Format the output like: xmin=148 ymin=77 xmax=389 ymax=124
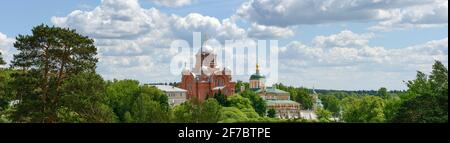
xmin=153 ymin=85 xmax=187 ymax=107
xmin=300 ymin=110 xmax=318 ymax=120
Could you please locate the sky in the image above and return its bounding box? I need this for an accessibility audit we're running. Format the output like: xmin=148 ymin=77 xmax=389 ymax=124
xmin=0 ymin=0 xmax=448 ymax=90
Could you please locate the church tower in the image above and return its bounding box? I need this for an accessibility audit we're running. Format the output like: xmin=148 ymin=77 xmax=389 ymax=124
xmin=250 ymin=63 xmax=266 ymax=90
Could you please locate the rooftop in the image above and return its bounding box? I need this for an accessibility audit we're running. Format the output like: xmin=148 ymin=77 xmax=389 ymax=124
xmin=255 ymin=87 xmax=289 ymax=94
xmin=153 ymin=85 xmax=187 ymax=92
xmin=266 ymin=100 xmax=300 ymax=105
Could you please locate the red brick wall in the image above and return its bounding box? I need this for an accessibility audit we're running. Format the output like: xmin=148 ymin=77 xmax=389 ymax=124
xmin=180 ymin=73 xmax=235 ymax=102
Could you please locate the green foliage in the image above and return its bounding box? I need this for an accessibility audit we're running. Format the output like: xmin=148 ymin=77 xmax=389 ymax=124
xmin=60 ymin=72 xmax=117 ymax=123
xmin=0 ymin=69 xmax=15 ymax=111
xmin=240 ymin=90 xmax=267 ymax=117
xmin=105 ymin=79 xmax=140 ymax=121
xmin=227 ymin=95 xmax=253 ymax=110
xmin=138 ymin=86 xmax=169 ymax=111
xmin=267 ymin=109 xmax=276 ymax=118
xmin=383 ymin=96 xmax=401 ymax=122
xmin=275 ymin=83 xmax=314 ymax=110
xmin=319 ymin=95 xmax=341 ymax=118
xmin=316 ymin=108 xmax=332 ymax=122
xmin=214 ymin=92 xmax=263 ymax=123
xmin=235 ymin=80 xmax=249 ymax=92
xmin=394 ymin=95 xmax=447 ymax=123
xmin=219 ymin=107 xmax=249 ymax=123
xmin=0 ymin=52 xmax=5 ymax=65
xmin=129 ymin=95 xmax=169 ymax=123
xmin=2 ymin=25 xmax=447 ymax=123
xmin=104 ymin=80 xmax=170 ymax=123
xmin=393 ymin=61 xmax=448 ymax=123
xmin=10 ymin=24 xmax=98 ymax=122
xmin=378 ymin=87 xmax=388 ymax=99
xmin=341 ymin=96 xmax=386 ymax=123
xmin=213 ymin=91 xmax=228 ymax=106
xmin=172 ymin=98 xmax=222 ymax=123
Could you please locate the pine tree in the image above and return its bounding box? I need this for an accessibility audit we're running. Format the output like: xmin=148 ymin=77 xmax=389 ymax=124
xmin=11 ymin=24 xmax=98 ymax=122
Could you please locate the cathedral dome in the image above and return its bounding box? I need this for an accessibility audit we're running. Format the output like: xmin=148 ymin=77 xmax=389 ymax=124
xmin=250 ymin=63 xmax=265 ymax=80
xmin=201 ymin=65 xmax=211 ymax=75
xmin=182 ymin=67 xmax=190 ymax=75
xmin=203 ymin=44 xmax=214 ymax=54
xmin=250 ymin=72 xmax=265 ymax=80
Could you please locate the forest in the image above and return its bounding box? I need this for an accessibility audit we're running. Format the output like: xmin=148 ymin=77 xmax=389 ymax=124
xmin=0 ymin=25 xmax=448 ymax=123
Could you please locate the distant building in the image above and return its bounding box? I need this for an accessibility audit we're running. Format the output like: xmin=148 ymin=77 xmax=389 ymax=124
xmin=267 ymin=100 xmax=302 ymax=119
xmin=312 ymin=88 xmax=323 ymax=110
xmin=249 ymin=63 xmax=301 ymax=119
xmin=179 ymin=38 xmax=235 ymax=102
xmin=300 ymin=110 xmax=317 ymax=120
xmin=255 ymin=87 xmax=290 ymax=100
xmin=153 ymin=85 xmax=187 ymax=107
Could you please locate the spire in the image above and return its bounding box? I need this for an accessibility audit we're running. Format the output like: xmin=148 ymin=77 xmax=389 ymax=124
xmin=312 ymin=85 xmax=317 ymax=94
xmin=204 ymin=33 xmax=209 ymax=44
xmin=256 ymin=62 xmax=260 ymax=74
xmin=256 ymin=47 xmax=260 ymax=74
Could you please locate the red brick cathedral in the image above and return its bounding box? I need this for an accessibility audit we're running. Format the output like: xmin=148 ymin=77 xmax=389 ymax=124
xmin=179 ymin=41 xmax=235 ymax=102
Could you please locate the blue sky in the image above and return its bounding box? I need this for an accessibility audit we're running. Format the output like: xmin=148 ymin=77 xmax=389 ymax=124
xmin=0 ymin=0 xmax=448 ymax=90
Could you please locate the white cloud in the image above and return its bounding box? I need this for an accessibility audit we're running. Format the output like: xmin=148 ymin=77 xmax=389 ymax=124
xmin=48 ymin=0 xmax=448 ymax=89
xmin=313 ymin=30 xmax=374 ymax=48
xmin=52 ymin=0 xmax=168 ymax=39
xmin=370 ymin=0 xmax=448 ymax=31
xmin=237 ymin=0 xmax=448 ymax=30
xmin=150 ymin=0 xmax=195 ymax=7
xmin=248 ymin=23 xmax=294 ymax=38
xmin=0 ymin=32 xmax=15 ymax=68
xmin=51 ymin=0 xmax=248 ymax=81
xmin=279 ymin=30 xmax=448 ymax=89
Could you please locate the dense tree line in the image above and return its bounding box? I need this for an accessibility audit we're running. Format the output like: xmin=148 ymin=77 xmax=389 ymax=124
xmin=318 ymin=61 xmax=448 ymax=123
xmin=274 ymin=83 xmax=314 ymax=110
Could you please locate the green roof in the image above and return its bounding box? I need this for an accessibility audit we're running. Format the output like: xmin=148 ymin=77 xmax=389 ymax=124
xmin=255 ymin=87 xmax=289 ymax=94
xmin=266 ymin=100 xmax=300 ymax=105
xmin=250 ymin=72 xmax=265 ymax=80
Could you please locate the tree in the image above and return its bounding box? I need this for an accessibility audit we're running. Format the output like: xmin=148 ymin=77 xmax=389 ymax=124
xmin=11 ymin=24 xmax=98 ymax=122
xmin=341 ymin=96 xmax=385 ymax=123
xmin=0 ymin=69 xmax=16 ymax=122
xmin=429 ymin=61 xmax=448 ymax=97
xmin=138 ymin=86 xmax=169 ymax=111
xmin=293 ymin=89 xmax=314 ymax=110
xmin=276 ymin=85 xmax=314 ymax=110
xmin=240 ymin=90 xmax=267 ymax=116
xmin=219 ymin=107 xmax=249 ymax=123
xmin=129 ymin=94 xmax=169 ymax=123
xmin=0 ymin=52 xmax=5 ymax=65
xmin=320 ymin=95 xmax=341 ymax=118
xmin=267 ymin=109 xmax=276 ymax=118
xmin=199 ymin=98 xmax=222 ymax=122
xmin=172 ymin=98 xmax=222 ymax=123
xmin=235 ymin=80 xmax=249 ymax=92
xmin=213 ymin=90 xmax=228 ymax=106
xmin=105 ymin=79 xmax=140 ymax=122
xmin=227 ymin=95 xmax=253 ymax=110
xmin=316 ymin=108 xmax=332 ymax=122
xmin=377 ymin=87 xmax=388 ymax=99
xmin=383 ymin=96 xmax=401 ymax=122
xmin=393 ymin=61 xmax=448 ymax=123
xmin=59 ymin=72 xmax=117 ymax=123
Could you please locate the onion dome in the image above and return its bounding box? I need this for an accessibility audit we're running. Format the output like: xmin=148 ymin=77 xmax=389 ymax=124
xmin=250 ymin=63 xmax=265 ymax=80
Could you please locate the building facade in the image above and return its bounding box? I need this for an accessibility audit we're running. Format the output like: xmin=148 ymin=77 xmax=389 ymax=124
xmin=249 ymin=64 xmax=302 ymax=119
xmin=179 ymin=41 xmax=235 ymax=102
xmin=153 ymin=85 xmax=188 ymax=107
